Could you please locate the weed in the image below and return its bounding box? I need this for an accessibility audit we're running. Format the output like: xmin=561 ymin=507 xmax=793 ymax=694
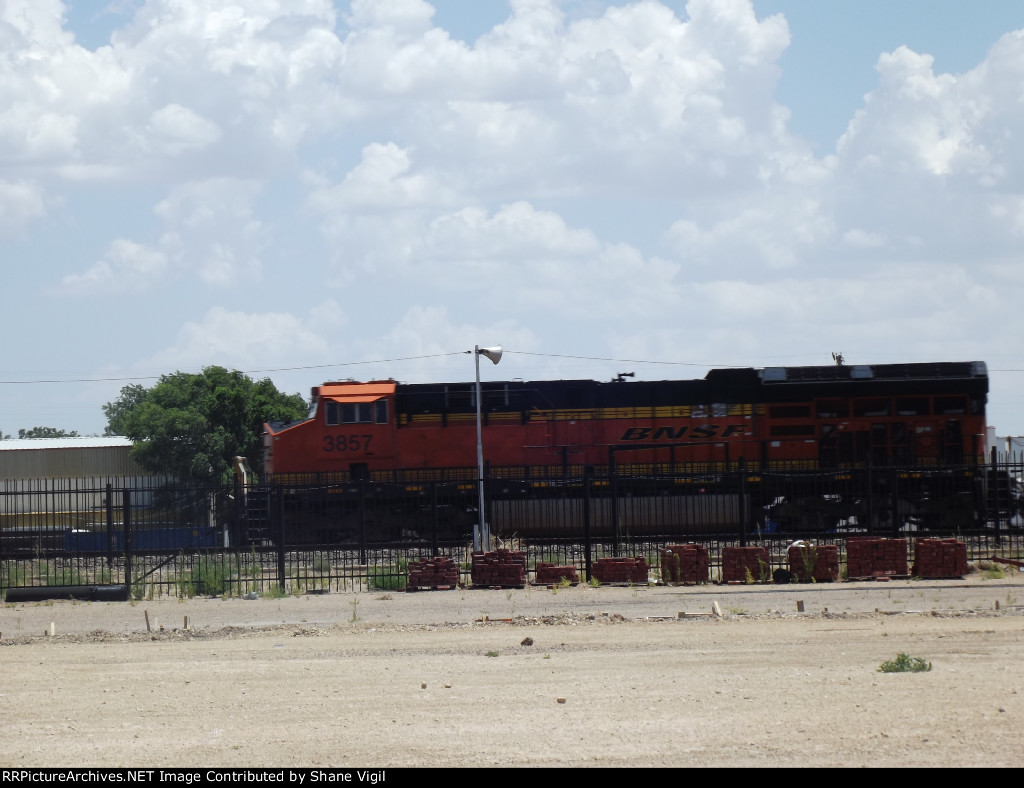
xmin=368 ymin=560 xmax=408 ymax=591
xmin=349 ymin=597 xmax=360 ymax=623
xmin=313 ymin=554 xmax=332 ymax=574
xmin=663 ymin=551 xmax=681 ymax=584
xmin=744 ymin=567 xmax=755 ymax=585
xmin=243 ymin=547 xmax=263 ymax=581
xmin=587 ymin=576 xmax=600 ymax=588
xmin=1 ymin=564 xmax=27 ymax=591
xmin=799 ymin=544 xmax=818 ymax=583
xmin=485 ymin=651 xmax=499 ymax=658
xmin=543 ymin=654 xmax=550 ymax=660
xmin=264 ymin=585 xmax=289 ymax=600
xmin=46 ymin=567 xmax=85 ymax=586
xmin=726 ymin=606 xmax=748 ymax=615
xmin=982 ymin=564 xmax=1006 ymax=581
xmin=878 ymin=653 xmax=932 ymax=673
xmin=177 ymin=555 xmax=232 ymax=597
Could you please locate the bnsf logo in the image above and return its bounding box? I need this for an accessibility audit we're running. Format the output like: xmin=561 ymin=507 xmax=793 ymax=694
xmin=620 ymin=424 xmax=748 ymax=441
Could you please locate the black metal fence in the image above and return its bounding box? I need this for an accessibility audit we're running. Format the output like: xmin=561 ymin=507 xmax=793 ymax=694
xmin=2 ymin=459 xmax=1022 ymax=598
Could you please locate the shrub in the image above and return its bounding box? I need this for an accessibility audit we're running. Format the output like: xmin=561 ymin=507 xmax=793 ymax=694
xmin=179 ymin=555 xmax=232 ymax=597
xmin=878 ymin=653 xmax=932 ymax=673
xmin=368 ymin=560 xmax=407 ymax=591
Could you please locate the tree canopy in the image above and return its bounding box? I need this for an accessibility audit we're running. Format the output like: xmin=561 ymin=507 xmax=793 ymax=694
xmin=103 ymin=366 xmax=308 ymax=485
xmin=17 ymin=427 xmax=81 ymax=439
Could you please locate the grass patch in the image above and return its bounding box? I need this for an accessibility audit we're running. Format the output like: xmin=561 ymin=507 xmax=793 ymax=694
xmin=878 ymin=653 xmax=932 ymax=673
xmin=45 ymin=567 xmax=86 ymax=586
xmin=177 ymin=555 xmax=233 ymax=597
xmin=368 ymin=560 xmax=408 ymax=591
xmin=1 ymin=563 xmax=28 ymax=592
xmin=981 ymin=562 xmax=1006 ymax=580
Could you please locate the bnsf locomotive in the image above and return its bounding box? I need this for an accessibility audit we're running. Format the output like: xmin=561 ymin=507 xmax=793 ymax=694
xmin=251 ymin=361 xmax=995 ymax=543
xmin=265 ymin=361 xmax=988 ymax=476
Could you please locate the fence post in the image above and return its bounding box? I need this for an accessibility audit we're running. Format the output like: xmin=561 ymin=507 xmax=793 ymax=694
xmin=890 ymin=467 xmax=900 ymax=539
xmin=276 ymin=487 xmax=286 ymax=592
xmin=122 ymin=488 xmax=132 ymax=596
xmin=865 ymin=466 xmax=874 ymax=536
xmin=610 ymin=449 xmax=620 ymax=557
xmin=105 ymin=483 xmax=114 ymax=568
xmin=991 ymin=446 xmax=1002 ymax=547
xmin=738 ymin=459 xmax=748 ymax=548
xmin=430 ymin=481 xmax=439 ymax=558
xmin=358 ymin=479 xmax=367 ymax=565
xmin=583 ymin=465 xmax=593 ymax=583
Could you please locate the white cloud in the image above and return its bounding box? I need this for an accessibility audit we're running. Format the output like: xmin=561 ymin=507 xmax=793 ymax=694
xmin=147 ymin=303 xmax=338 ymax=372
xmin=154 ymin=179 xmax=267 ymax=285
xmin=7 ymin=2 xmax=1024 ymax=436
xmin=143 ymin=104 xmax=222 ymax=156
xmin=58 ymin=238 xmax=168 ymax=294
xmin=0 ymin=179 xmax=47 ymax=236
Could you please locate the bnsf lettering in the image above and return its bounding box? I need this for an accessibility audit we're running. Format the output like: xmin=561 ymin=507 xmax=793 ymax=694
xmin=323 ymin=434 xmax=373 ymax=453
xmin=620 ymin=424 xmax=747 ymax=441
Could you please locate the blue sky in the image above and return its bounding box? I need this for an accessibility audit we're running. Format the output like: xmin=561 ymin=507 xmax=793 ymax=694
xmin=5 ymin=0 xmax=1024 ymax=440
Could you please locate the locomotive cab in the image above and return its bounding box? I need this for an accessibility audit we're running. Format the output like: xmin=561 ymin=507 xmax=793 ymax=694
xmin=264 ymin=380 xmax=397 ymax=480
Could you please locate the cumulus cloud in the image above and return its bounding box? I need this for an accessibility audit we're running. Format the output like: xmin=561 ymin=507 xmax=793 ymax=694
xmin=0 ymin=179 xmax=47 ymax=236
xmin=6 ymin=1 xmax=1024 ymax=435
xmin=146 ymin=303 xmax=338 ymax=372
xmin=154 ymin=178 xmax=266 ymax=285
xmin=58 ymin=238 xmax=168 ymax=294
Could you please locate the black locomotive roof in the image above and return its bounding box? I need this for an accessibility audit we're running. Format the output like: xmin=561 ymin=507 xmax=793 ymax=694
xmin=391 ymin=360 xmax=987 ymax=413
xmin=759 ymin=360 xmax=986 ymax=383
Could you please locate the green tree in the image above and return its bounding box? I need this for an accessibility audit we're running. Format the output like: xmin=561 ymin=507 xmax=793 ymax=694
xmin=18 ymin=427 xmax=80 ymax=439
xmin=102 ymin=383 xmax=147 ymax=437
xmin=103 ymin=366 xmax=307 ymax=484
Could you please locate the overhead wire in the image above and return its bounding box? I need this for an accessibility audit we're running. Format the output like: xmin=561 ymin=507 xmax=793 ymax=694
xmin=0 ymin=350 xmax=1020 ymax=386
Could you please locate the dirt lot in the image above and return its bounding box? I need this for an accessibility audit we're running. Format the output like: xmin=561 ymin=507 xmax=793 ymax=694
xmin=2 ymin=569 xmax=1024 ymax=768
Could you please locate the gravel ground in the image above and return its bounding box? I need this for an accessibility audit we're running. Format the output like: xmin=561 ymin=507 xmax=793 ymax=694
xmin=2 ymin=568 xmax=1023 ymax=768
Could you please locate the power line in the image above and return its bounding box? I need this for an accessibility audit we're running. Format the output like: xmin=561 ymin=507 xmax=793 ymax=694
xmin=0 ymin=353 xmax=467 ymax=386
xmin=509 ymin=351 xmax=746 ymax=368
xmin=0 ymin=351 xmax=1020 ymax=386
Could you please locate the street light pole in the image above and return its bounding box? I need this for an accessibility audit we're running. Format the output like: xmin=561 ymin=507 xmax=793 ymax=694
xmin=473 ymin=344 xmax=502 ymax=552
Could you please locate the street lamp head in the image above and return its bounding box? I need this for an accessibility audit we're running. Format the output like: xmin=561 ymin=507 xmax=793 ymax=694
xmin=476 ymin=345 xmax=503 ymax=365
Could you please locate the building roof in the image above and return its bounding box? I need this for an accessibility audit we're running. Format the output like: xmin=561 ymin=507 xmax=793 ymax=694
xmin=0 ymin=436 xmax=133 ymax=452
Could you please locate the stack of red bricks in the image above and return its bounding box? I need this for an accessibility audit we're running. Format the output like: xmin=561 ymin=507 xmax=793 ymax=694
xmin=721 ymin=546 xmax=772 ymax=583
xmin=471 ymin=550 xmax=527 ymax=588
xmin=659 ymin=544 xmax=710 ymax=584
xmin=913 ymin=538 xmax=968 ymax=579
xmin=846 ymin=537 xmax=908 ymax=578
xmin=787 ymin=543 xmax=840 ymax=582
xmin=591 ymin=556 xmax=649 ymax=585
xmin=406 ymin=555 xmax=459 ymax=590
xmin=534 ymin=562 xmax=579 ymax=586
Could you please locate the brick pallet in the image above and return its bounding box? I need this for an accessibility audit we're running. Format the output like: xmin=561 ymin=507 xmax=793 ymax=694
xmin=591 ymin=556 xmax=649 ymax=585
xmin=721 ymin=546 xmax=772 ymax=583
xmin=913 ymin=538 xmax=968 ymax=579
xmin=659 ymin=544 xmax=710 ymax=584
xmin=788 ymin=543 xmax=839 ymax=582
xmin=406 ymin=555 xmax=459 ymax=590
xmin=534 ymin=562 xmax=579 ymax=586
xmin=846 ymin=537 xmax=909 ymax=579
xmin=471 ymin=549 xmax=527 ymax=588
